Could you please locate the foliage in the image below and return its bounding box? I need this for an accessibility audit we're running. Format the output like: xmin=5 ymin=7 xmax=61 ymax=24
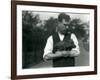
xmin=69 ymin=18 xmax=86 ymax=39
xmin=44 ymin=17 xmax=58 ymax=36
xmin=22 ymin=11 xmax=46 ymax=68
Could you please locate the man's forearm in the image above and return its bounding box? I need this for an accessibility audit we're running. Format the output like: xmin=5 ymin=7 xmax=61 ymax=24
xmin=69 ymin=50 xmax=80 ymax=57
xmin=43 ymin=51 xmax=63 ymax=60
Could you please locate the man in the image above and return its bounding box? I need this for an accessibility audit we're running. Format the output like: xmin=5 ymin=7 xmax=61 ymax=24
xmin=43 ymin=13 xmax=80 ymax=67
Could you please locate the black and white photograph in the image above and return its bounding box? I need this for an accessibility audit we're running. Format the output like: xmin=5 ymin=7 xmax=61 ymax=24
xmin=22 ymin=11 xmax=90 ymax=68
xmin=11 ymin=1 xmax=97 ymax=79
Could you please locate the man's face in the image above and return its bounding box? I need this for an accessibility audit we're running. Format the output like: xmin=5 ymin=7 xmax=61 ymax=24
xmin=57 ymin=19 xmax=70 ymax=34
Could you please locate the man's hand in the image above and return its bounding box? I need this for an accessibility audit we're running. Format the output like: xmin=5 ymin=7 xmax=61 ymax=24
xmin=62 ymin=51 xmax=70 ymax=57
xmin=69 ymin=50 xmax=79 ymax=57
xmin=55 ymin=51 xmax=64 ymax=57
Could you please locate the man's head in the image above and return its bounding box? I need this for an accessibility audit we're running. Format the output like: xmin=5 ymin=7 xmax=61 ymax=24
xmin=57 ymin=13 xmax=71 ymax=34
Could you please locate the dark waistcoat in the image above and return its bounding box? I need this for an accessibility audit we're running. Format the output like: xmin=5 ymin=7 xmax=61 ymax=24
xmin=52 ymin=32 xmax=75 ymax=67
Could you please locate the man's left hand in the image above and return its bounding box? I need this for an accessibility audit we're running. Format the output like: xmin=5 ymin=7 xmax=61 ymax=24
xmin=62 ymin=51 xmax=70 ymax=57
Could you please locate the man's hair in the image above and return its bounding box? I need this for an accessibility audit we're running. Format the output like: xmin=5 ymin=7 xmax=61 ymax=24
xmin=58 ymin=13 xmax=71 ymax=22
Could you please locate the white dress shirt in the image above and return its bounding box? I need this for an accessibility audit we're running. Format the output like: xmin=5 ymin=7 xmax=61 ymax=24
xmin=43 ymin=33 xmax=80 ymax=58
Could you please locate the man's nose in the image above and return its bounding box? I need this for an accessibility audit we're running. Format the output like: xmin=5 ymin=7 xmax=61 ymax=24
xmin=66 ymin=26 xmax=69 ymax=29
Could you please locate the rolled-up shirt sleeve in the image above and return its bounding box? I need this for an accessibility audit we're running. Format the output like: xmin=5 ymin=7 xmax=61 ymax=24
xmin=43 ymin=36 xmax=53 ymax=58
xmin=70 ymin=33 xmax=80 ymax=56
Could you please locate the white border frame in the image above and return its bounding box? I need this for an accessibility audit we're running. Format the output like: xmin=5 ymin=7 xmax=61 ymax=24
xmin=17 ymin=5 xmax=94 ymax=75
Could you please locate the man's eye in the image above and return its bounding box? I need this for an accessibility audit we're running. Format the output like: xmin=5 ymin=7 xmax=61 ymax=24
xmin=66 ymin=26 xmax=69 ymax=28
xmin=64 ymin=24 xmax=69 ymax=26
